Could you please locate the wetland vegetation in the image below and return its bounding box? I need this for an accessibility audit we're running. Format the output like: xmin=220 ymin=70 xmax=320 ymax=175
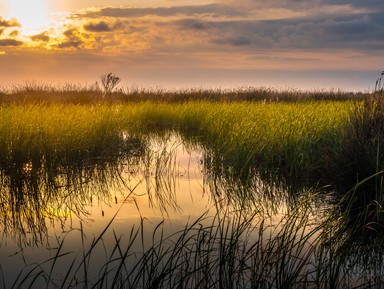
xmin=0 ymin=83 xmax=384 ymax=288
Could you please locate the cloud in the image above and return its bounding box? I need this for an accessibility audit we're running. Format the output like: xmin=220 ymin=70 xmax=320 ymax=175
xmin=38 ymin=0 xmax=376 ymax=57
xmin=3 ymin=1 xmax=381 ymax=66
xmin=83 ymin=20 xmax=123 ymax=32
xmin=214 ymin=35 xmax=252 ymax=46
xmin=322 ymin=0 xmax=384 ymax=11
xmin=220 ymin=0 xmax=382 ymax=12
xmin=269 ymin=12 xmax=384 ymax=49
xmin=71 ymin=2 xmax=384 ymax=52
xmin=170 ymin=9 xmax=384 ymax=50
xmin=9 ymin=30 xmax=19 ymax=37
xmin=83 ymin=4 xmax=244 ymax=19
xmin=0 ymin=39 xmax=23 ymax=46
xmin=84 ymin=21 xmax=112 ymax=32
xmin=56 ymin=28 xmax=84 ymax=49
xmin=0 ymin=17 xmax=20 ymax=28
xmin=57 ymin=40 xmax=82 ymax=49
xmin=31 ymin=32 xmax=50 ymax=42
xmin=175 ymin=19 xmax=210 ymax=30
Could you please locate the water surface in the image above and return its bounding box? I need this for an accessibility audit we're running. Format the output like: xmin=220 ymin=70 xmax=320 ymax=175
xmin=0 ymin=133 xmax=381 ymax=288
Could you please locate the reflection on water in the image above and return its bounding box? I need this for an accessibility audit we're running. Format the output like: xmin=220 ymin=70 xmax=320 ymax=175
xmin=0 ymin=132 xmax=383 ymax=288
xmin=0 ymin=132 xmax=148 ymax=246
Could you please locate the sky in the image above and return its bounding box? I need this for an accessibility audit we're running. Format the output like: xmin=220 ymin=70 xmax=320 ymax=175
xmin=0 ymin=0 xmax=383 ymax=91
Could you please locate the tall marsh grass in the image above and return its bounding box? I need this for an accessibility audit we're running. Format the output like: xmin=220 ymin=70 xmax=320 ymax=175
xmin=119 ymin=101 xmax=354 ymax=181
xmin=0 ymin=104 xmax=149 ymax=245
xmin=0 ymin=83 xmax=364 ymax=104
xmin=325 ymin=96 xmax=384 ymax=245
xmin=0 ymin=100 xmax=354 ymax=183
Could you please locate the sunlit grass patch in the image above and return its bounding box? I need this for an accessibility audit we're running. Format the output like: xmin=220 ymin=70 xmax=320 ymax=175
xmin=0 ymin=100 xmax=355 ymax=182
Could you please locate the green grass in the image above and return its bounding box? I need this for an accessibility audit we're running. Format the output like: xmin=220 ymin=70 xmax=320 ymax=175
xmin=0 ymin=103 xmax=149 ymax=243
xmin=0 ymin=100 xmax=355 ymax=181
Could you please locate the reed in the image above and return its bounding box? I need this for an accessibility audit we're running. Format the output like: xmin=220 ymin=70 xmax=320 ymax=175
xmin=0 ymin=100 xmax=355 ymax=184
xmin=319 ymin=95 xmax=384 ymax=245
xmin=0 ymin=82 xmax=365 ymax=104
xmin=5 ymin=193 xmax=383 ymax=289
xmin=121 ymin=101 xmax=354 ymax=179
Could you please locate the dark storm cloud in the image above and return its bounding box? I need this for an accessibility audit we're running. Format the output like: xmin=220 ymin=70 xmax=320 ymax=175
xmin=31 ymin=32 xmax=51 ymax=42
xmin=0 ymin=39 xmax=23 ymax=46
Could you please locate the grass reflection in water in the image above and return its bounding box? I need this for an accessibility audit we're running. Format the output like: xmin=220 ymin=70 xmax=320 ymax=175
xmin=0 ymin=132 xmax=147 ymax=246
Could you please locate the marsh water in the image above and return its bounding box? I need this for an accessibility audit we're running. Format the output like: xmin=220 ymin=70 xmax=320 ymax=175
xmin=0 ymin=132 xmax=383 ymax=288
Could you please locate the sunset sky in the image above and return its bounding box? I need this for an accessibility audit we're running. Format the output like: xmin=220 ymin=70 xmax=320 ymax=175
xmin=0 ymin=0 xmax=383 ymax=91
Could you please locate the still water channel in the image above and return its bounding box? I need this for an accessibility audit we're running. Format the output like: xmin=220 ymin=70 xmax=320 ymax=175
xmin=0 ymin=133 xmax=382 ymax=288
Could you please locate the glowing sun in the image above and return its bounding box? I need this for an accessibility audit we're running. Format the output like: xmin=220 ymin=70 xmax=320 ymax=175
xmin=7 ymin=0 xmax=50 ymax=33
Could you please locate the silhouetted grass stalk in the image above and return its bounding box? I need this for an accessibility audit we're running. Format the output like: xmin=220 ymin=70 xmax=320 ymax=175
xmin=6 ymin=194 xmax=383 ymax=289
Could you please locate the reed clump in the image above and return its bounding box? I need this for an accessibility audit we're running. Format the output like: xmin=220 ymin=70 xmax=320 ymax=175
xmin=332 ymin=96 xmax=384 ymax=191
xmin=325 ymin=95 xmax=384 ymax=244
xmin=0 ymin=100 xmax=355 ymax=184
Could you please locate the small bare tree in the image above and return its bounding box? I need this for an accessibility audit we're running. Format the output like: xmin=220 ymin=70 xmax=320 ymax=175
xmin=375 ymin=71 xmax=384 ymax=94
xmin=100 ymin=73 xmax=121 ymax=96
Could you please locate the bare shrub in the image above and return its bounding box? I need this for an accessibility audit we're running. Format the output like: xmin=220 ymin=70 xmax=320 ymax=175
xmin=100 ymin=73 xmax=121 ymax=96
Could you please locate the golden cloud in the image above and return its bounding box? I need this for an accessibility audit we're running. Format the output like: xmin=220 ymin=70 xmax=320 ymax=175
xmin=0 ymin=17 xmax=20 ymax=28
xmin=31 ymin=32 xmax=51 ymax=42
xmin=0 ymin=39 xmax=23 ymax=46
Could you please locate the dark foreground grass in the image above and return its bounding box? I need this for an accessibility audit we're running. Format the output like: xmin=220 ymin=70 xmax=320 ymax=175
xmin=324 ymin=95 xmax=384 ymax=245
